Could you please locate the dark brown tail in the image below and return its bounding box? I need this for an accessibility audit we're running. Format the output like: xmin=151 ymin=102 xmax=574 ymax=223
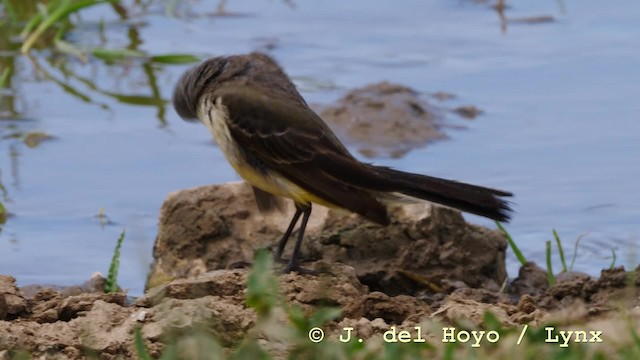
xmin=310 ymin=153 xmax=513 ymax=223
xmin=370 ymin=166 xmax=512 ymax=222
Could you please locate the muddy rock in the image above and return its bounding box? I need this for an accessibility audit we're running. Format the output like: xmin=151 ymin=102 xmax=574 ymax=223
xmin=0 ymin=296 xmax=138 ymax=359
xmin=0 ymin=262 xmax=443 ymax=358
xmin=147 ymin=182 xmax=273 ymax=289
xmin=148 ymin=182 xmax=508 ymax=298
xmin=2 ymin=258 xmax=640 ymax=358
xmin=452 ymin=105 xmax=483 ymax=119
xmin=431 ymin=293 xmax=517 ymax=327
xmin=278 ymin=263 xmax=369 ymax=318
xmin=361 ymin=292 xmax=430 ymax=325
xmin=139 ymin=269 xmax=248 ymax=307
xmin=316 ymin=81 xmax=446 ymax=158
xmin=335 ymin=317 xmax=391 ymax=340
xmin=20 ymin=272 xmax=108 ymax=299
xmin=509 ymin=261 xmax=548 ymax=297
xmin=538 ymin=267 xmax=640 ymax=313
xmin=307 ymin=202 xmax=507 ymax=297
xmin=0 ymin=275 xmax=27 ymax=320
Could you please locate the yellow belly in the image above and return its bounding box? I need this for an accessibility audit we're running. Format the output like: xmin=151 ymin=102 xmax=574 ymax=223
xmin=199 ymin=96 xmax=336 ymax=208
xmin=232 ymin=160 xmax=335 ymax=207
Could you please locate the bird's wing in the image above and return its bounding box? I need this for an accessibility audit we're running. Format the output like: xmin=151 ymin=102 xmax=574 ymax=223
xmin=212 ymin=85 xmax=389 ymax=225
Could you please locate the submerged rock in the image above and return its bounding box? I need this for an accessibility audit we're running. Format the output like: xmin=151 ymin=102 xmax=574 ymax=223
xmin=317 ymin=81 xmax=446 ymax=158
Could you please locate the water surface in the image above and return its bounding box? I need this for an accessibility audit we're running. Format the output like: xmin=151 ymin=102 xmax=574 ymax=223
xmin=1 ymin=0 xmax=638 ymax=295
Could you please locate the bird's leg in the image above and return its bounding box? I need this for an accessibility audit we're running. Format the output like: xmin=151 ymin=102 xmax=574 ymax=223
xmin=283 ymin=204 xmax=316 ymax=274
xmin=273 ymin=206 xmax=303 ymax=263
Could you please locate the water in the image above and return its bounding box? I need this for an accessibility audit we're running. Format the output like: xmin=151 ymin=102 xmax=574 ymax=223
xmin=1 ymin=0 xmax=638 ymax=295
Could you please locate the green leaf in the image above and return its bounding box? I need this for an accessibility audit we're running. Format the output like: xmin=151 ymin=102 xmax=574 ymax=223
xmin=231 ymin=337 xmax=270 ymax=360
xmin=309 ymin=307 xmax=341 ymax=328
xmin=285 ymin=304 xmax=309 ymax=333
xmin=246 ymin=248 xmax=278 ymax=318
xmin=482 ymin=310 xmax=504 ymax=332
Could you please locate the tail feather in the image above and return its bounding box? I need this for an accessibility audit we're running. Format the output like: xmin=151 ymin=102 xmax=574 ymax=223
xmin=371 ymin=166 xmax=512 ymax=222
xmin=314 ymin=153 xmax=513 ymax=222
xmin=316 ymin=154 xmax=512 ymax=222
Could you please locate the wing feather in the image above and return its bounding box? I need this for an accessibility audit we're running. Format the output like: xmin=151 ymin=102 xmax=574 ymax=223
xmin=213 ymin=86 xmax=390 ymax=225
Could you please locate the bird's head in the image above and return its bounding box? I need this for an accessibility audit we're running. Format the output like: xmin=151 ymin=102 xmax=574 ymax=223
xmin=172 ymin=56 xmax=229 ymax=122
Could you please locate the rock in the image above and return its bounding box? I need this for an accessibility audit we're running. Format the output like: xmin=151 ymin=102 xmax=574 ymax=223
xmin=1 ymin=264 xmax=639 ymax=358
xmin=148 ymin=182 xmax=508 ymax=298
xmin=147 ymin=182 xmax=286 ymax=289
xmin=278 ymin=263 xmax=369 ymax=318
xmin=509 ymin=262 xmax=549 ymax=296
xmin=138 ymin=269 xmax=248 ymax=307
xmin=316 ymin=81 xmax=446 ymax=158
xmin=361 ymin=292 xmax=431 ymax=325
xmin=0 ymin=275 xmax=27 ymax=319
xmin=20 ymin=272 xmax=108 ymax=299
xmin=452 ymin=105 xmax=483 ymax=119
xmin=430 ymin=293 xmax=516 ymax=327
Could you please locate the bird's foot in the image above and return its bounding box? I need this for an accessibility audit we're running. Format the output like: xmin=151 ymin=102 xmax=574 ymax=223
xmin=273 ymin=252 xmax=290 ymax=264
xmin=281 ymin=261 xmax=335 ymax=276
xmin=227 ymin=261 xmax=253 ymax=269
xmin=282 ymin=262 xmax=320 ymax=275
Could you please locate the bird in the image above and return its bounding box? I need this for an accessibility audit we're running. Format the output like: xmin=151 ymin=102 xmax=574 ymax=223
xmin=172 ymin=52 xmax=512 ymax=274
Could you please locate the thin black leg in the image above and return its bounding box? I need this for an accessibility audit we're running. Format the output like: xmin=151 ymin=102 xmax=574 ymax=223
xmin=273 ymin=206 xmax=303 ymax=262
xmin=283 ymin=204 xmax=313 ymax=274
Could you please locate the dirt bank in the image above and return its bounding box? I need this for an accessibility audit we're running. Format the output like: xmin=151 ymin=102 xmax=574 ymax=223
xmin=2 ymin=182 xmax=639 ymax=358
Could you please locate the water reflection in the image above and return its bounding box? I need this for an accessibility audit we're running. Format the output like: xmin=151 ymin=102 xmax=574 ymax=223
xmin=1 ymin=0 xmax=199 ymax=124
xmin=1 ymin=0 xmax=203 ymax=228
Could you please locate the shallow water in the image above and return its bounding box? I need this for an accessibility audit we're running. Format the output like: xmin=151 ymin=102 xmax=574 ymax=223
xmin=1 ymin=0 xmax=638 ymax=295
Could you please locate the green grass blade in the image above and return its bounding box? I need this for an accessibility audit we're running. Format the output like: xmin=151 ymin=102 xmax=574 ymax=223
xmin=631 ymin=322 xmax=640 ymax=351
xmin=104 ymin=229 xmax=125 ymax=293
xmin=2 ymin=0 xmax=18 ymax=22
xmin=553 ymin=229 xmax=567 ymax=272
xmin=150 ymin=53 xmax=201 ymax=64
xmin=0 ymin=201 xmax=7 ymax=224
xmin=21 ymin=0 xmax=72 ymax=53
xmin=546 ymin=240 xmax=555 ymax=286
xmin=134 ymin=327 xmax=153 ymax=360
xmin=21 ymin=0 xmax=113 ymax=53
xmin=91 ymin=47 xmax=146 ymax=61
xmin=568 ymin=233 xmax=586 ymax=271
xmin=610 ymin=248 xmax=617 ymax=269
xmin=0 ymin=67 xmax=11 ymax=88
xmin=19 ymin=4 xmax=45 ymax=37
xmin=496 ymin=221 xmax=527 ymax=265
